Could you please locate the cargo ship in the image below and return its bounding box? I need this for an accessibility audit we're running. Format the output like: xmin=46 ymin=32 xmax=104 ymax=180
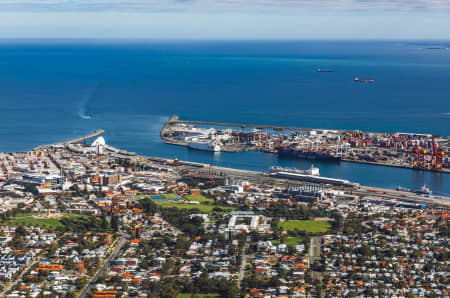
xmin=186 ymin=137 xmax=222 ymax=152
xmin=354 ymin=77 xmax=375 ymax=82
xmin=270 ymin=165 xmax=320 ymax=176
xmin=317 ymin=69 xmax=333 ymax=72
xmin=277 ymin=146 xmax=341 ymax=162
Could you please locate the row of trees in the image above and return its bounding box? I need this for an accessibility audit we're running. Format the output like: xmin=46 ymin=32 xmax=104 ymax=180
xmin=135 ymin=198 xmax=206 ymax=237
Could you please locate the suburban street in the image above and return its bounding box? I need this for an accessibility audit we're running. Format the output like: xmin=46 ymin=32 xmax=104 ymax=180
xmin=237 ymin=236 xmax=251 ymax=290
xmin=79 ymin=233 xmax=128 ymax=298
xmin=0 ymin=257 xmax=41 ymax=296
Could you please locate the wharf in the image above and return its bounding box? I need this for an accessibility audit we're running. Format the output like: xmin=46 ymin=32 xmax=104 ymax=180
xmin=163 ymin=116 xmax=450 ymax=174
xmin=167 ymin=116 xmax=335 ymax=132
xmin=342 ymin=158 xmax=450 ymax=173
xmin=162 ymin=118 xmax=254 ymax=152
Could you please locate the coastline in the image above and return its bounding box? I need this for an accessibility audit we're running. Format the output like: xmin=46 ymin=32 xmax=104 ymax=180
xmin=87 ymin=135 xmax=450 ymax=206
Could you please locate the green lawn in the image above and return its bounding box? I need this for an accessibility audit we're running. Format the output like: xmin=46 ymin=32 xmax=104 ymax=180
xmin=6 ymin=213 xmax=83 ymax=230
xmin=153 ymin=200 xmax=235 ymax=214
xmin=272 ymin=236 xmax=303 ymax=247
xmin=134 ymin=194 xmax=149 ymax=199
xmin=178 ymin=294 xmax=220 ymax=298
xmin=163 ymin=193 xmax=180 ymax=199
xmin=184 ymin=194 xmax=214 ymax=203
xmin=284 ymin=237 xmax=303 ymax=247
xmin=278 ymin=220 xmax=331 ymax=234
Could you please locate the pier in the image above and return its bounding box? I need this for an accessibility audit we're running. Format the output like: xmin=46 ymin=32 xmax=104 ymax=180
xmin=60 ymin=129 xmax=105 ymax=145
xmin=168 ymin=115 xmax=329 ymax=132
xmin=34 ymin=130 xmax=105 ymax=150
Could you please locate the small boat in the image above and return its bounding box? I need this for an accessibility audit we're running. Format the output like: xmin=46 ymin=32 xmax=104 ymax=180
xmin=396 ymin=186 xmax=410 ymax=192
xmin=354 ymin=77 xmax=375 ymax=82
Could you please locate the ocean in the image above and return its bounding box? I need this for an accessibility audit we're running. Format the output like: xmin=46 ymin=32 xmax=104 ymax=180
xmin=0 ymin=39 xmax=449 ymax=195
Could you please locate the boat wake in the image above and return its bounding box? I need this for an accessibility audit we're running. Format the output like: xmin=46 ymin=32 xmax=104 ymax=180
xmin=79 ymin=83 xmax=100 ymax=120
xmin=441 ymin=113 xmax=450 ymax=116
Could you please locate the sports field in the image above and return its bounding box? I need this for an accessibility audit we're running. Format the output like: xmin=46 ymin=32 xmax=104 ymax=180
xmin=278 ymin=220 xmax=331 ymax=233
xmin=6 ymin=213 xmax=83 ymax=230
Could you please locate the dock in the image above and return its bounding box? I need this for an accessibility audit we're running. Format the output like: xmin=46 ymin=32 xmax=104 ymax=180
xmin=167 ymin=115 xmax=333 ymax=132
xmin=162 ymin=115 xmax=450 ymax=173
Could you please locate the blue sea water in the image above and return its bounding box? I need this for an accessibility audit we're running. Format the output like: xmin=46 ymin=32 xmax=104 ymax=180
xmin=0 ymin=39 xmax=449 ymax=195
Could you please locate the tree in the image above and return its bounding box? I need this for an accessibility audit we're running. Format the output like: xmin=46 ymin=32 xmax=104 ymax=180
xmin=100 ymin=213 xmax=108 ymax=230
xmin=111 ymin=215 xmax=119 ymax=232
xmin=162 ymin=259 xmax=175 ymax=275
xmin=15 ymin=225 xmax=28 ymax=236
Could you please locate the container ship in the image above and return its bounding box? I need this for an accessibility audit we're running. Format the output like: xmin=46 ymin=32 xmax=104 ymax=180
xmin=354 ymin=77 xmax=375 ymax=82
xmin=277 ymin=146 xmax=341 ymax=162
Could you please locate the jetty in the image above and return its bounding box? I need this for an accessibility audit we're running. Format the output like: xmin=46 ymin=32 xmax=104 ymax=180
xmin=167 ymin=115 xmax=332 ymax=132
xmin=60 ymin=129 xmax=105 ymax=145
xmin=34 ymin=130 xmax=105 ymax=150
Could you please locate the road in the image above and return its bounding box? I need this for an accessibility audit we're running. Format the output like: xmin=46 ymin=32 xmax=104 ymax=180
xmin=79 ymin=233 xmax=128 ymax=298
xmin=0 ymin=257 xmax=41 ymax=296
xmin=361 ymin=220 xmax=372 ymax=230
xmin=237 ymin=236 xmax=250 ymax=290
xmin=309 ymin=237 xmax=321 ymax=263
xmin=309 ymin=237 xmax=322 ymax=281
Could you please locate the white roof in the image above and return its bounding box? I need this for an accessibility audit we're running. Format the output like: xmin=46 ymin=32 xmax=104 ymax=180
xmin=91 ymin=136 xmax=106 ymax=147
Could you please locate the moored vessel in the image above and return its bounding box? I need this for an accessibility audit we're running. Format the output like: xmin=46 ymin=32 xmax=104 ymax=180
xmin=277 ymin=146 xmax=341 ymax=162
xmin=186 ymin=138 xmax=222 ymax=152
xmin=270 ymin=165 xmax=320 ymax=176
xmin=414 ymin=184 xmax=432 ymax=195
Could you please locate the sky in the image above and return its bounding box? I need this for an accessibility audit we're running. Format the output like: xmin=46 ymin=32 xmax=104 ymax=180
xmin=0 ymin=0 xmax=449 ymax=39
